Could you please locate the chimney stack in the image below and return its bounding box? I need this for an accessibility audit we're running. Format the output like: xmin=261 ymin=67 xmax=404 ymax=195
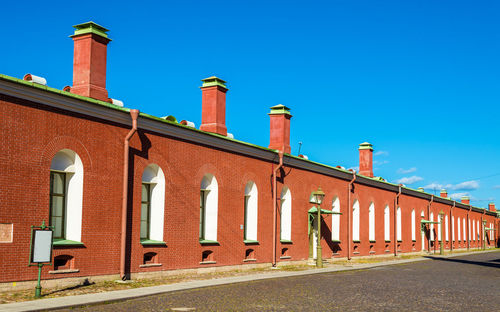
xmin=440 ymin=189 xmax=448 ymax=198
xmin=200 ymin=77 xmax=228 ymax=136
xmin=488 ymin=202 xmax=496 ymax=212
xmin=461 ymin=196 xmax=470 ymax=205
xmin=358 ymin=142 xmax=373 ymax=177
xmin=268 ymin=104 xmax=292 ymax=153
xmin=70 ymin=22 xmax=111 ymax=102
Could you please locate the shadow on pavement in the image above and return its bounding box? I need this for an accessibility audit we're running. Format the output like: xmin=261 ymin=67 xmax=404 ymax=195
xmin=424 ymin=256 xmax=500 ymax=269
xmin=43 ymin=278 xmax=95 ymax=297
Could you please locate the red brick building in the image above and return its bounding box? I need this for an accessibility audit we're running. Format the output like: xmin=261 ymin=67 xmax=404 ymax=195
xmin=0 ymin=22 xmax=498 ymax=286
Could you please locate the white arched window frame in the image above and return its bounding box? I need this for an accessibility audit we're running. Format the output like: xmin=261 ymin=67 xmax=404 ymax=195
xmin=200 ymin=174 xmax=218 ymax=242
xmin=396 ymin=207 xmax=402 ymax=241
xmin=463 ymin=218 xmax=466 ymax=241
xmin=369 ymin=202 xmax=375 ymax=241
xmin=445 ymin=215 xmax=449 ymax=241
xmin=244 ymin=181 xmax=258 ymax=242
xmin=352 ymin=200 xmax=360 ymax=241
xmin=437 ymin=214 xmax=442 ymax=241
xmin=430 ymin=213 xmax=434 ymax=241
xmin=420 ymin=211 xmax=425 ymax=251
xmin=457 ymin=217 xmax=461 ymax=241
xmin=411 ymin=209 xmax=416 ymax=241
xmin=452 ymin=216 xmax=455 ymax=241
xmin=50 ymin=149 xmax=84 ymax=242
xmin=332 ymin=197 xmax=340 ymax=241
xmin=468 ymin=219 xmax=471 ymax=241
xmin=472 ymin=219 xmax=475 ymax=241
xmin=280 ymin=187 xmax=292 ymax=241
xmin=384 ymin=205 xmax=390 ymax=241
xmin=141 ymin=164 xmax=165 ymax=242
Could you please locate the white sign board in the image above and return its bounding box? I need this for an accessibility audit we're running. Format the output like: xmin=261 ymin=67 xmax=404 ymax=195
xmin=32 ymin=230 xmax=53 ymax=263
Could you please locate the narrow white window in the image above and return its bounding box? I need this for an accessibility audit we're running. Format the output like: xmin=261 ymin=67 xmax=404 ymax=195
xmin=141 ymin=164 xmax=165 ymax=242
xmin=50 ymin=149 xmax=84 ymax=242
xmin=430 ymin=213 xmax=434 ymax=241
xmin=457 ymin=217 xmax=461 ymax=241
xmin=452 ymin=216 xmax=455 ymax=241
xmin=420 ymin=211 xmax=425 ymax=251
xmin=472 ymin=220 xmax=475 ymax=241
xmin=396 ymin=207 xmax=402 ymax=241
xmin=244 ymin=181 xmax=258 ymax=242
xmin=437 ymin=213 xmax=442 ymax=241
xmin=369 ymin=202 xmax=375 ymax=241
xmin=411 ymin=209 xmax=416 ymax=241
xmin=332 ymin=197 xmax=340 ymax=241
xmin=280 ymin=186 xmax=292 ymax=241
xmin=468 ymin=219 xmax=471 ymax=241
xmin=200 ymin=174 xmax=218 ymax=242
xmin=384 ymin=205 xmax=390 ymax=241
xmin=352 ymin=200 xmax=360 ymax=241
xmin=463 ymin=218 xmax=466 ymax=241
xmin=445 ymin=215 xmax=449 ymax=241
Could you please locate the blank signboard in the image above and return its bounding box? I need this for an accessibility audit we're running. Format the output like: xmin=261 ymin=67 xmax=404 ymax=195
xmin=32 ymin=230 xmax=53 ymax=263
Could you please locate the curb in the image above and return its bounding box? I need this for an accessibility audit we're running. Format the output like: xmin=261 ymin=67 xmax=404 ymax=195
xmin=2 ymin=249 xmax=498 ymax=312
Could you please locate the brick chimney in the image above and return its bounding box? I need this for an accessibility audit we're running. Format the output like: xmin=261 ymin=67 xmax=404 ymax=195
xmin=488 ymin=202 xmax=496 ymax=212
xmin=358 ymin=142 xmax=373 ymax=177
xmin=70 ymin=22 xmax=111 ymax=102
xmin=200 ymin=77 xmax=228 ymax=136
xmin=268 ymin=104 xmax=292 ymax=153
xmin=461 ymin=196 xmax=470 ymax=205
xmin=440 ymin=189 xmax=448 ymax=198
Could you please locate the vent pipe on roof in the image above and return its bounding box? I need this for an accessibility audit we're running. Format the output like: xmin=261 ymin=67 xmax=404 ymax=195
xmin=227 ymin=133 xmax=234 ymax=139
xmin=23 ymin=74 xmax=47 ymax=85
xmin=110 ymin=99 xmax=124 ymax=107
xmin=63 ymin=85 xmax=72 ymax=92
xmin=180 ymin=120 xmax=196 ymax=128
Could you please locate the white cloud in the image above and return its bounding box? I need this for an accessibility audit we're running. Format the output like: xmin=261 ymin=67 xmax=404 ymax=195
xmin=374 ymin=160 xmax=389 ymax=166
xmin=493 ymin=185 xmax=500 ymax=189
xmin=397 ymin=167 xmax=417 ymax=174
xmin=422 ymin=180 xmax=479 ymax=192
xmin=395 ymin=176 xmax=423 ymax=185
xmin=374 ymin=151 xmax=389 ymax=156
xmin=449 ymin=192 xmax=469 ymax=200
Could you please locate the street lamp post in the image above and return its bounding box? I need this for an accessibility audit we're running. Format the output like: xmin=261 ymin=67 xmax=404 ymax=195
xmin=439 ymin=211 xmax=444 ymax=255
xmin=310 ymin=187 xmax=325 ymax=268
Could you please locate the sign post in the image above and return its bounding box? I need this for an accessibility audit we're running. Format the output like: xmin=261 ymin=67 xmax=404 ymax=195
xmin=29 ymin=221 xmax=53 ymax=298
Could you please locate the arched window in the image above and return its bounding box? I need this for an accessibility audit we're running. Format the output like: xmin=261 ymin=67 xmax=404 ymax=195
xmin=430 ymin=213 xmax=434 ymax=241
xmin=332 ymin=197 xmax=340 ymax=241
xmin=457 ymin=217 xmax=461 ymax=241
xmin=411 ymin=209 xmax=416 ymax=241
xmin=396 ymin=207 xmax=402 ymax=241
xmin=384 ymin=205 xmax=390 ymax=241
xmin=244 ymin=181 xmax=258 ymax=242
xmin=472 ymin=219 xmax=475 ymax=241
xmin=280 ymin=186 xmax=292 ymax=241
xmin=452 ymin=216 xmax=455 ymax=241
xmin=369 ymin=202 xmax=375 ymax=241
xmin=437 ymin=214 xmax=442 ymax=241
xmin=462 ymin=218 xmax=466 ymax=241
xmin=445 ymin=215 xmax=449 ymax=241
xmin=468 ymin=219 xmax=471 ymax=241
xmin=200 ymin=174 xmax=218 ymax=242
xmin=477 ymin=220 xmax=480 ymax=241
xmin=50 ymin=149 xmax=83 ymax=242
xmin=420 ymin=211 xmax=425 ymax=251
xmin=352 ymin=200 xmax=360 ymax=241
xmin=141 ymin=164 xmax=165 ymax=242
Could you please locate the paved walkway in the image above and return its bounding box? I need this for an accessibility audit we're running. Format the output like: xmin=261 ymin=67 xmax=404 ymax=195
xmin=2 ymin=250 xmax=498 ymax=312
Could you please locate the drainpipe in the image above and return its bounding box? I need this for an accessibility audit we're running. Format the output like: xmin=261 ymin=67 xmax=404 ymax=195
xmin=467 ymin=205 xmax=471 ymax=251
xmin=347 ymin=171 xmax=356 ymax=260
xmin=120 ymin=109 xmax=139 ymax=280
xmin=272 ymin=151 xmax=284 ymax=267
xmin=394 ymin=185 xmax=402 ymax=256
xmin=427 ymin=195 xmax=433 ymax=252
xmin=450 ymin=201 xmax=455 ymax=252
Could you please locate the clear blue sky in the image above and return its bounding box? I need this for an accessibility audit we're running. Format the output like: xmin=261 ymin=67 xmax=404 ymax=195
xmin=3 ymin=1 xmax=499 ymax=207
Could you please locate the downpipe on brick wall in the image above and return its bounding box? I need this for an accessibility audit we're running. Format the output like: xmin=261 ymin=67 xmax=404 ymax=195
xmin=347 ymin=171 xmax=356 ymax=260
xmin=120 ymin=109 xmax=139 ymax=280
xmin=272 ymin=151 xmax=284 ymax=267
xmin=394 ymin=185 xmax=401 ymax=256
xmin=427 ymin=195 xmax=433 ymax=252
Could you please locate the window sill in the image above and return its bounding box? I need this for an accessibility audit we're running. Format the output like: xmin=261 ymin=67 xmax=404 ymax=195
xmin=199 ymin=261 xmax=216 ymax=264
xmin=331 ymin=240 xmax=341 ymax=243
xmin=412 ymin=240 xmax=417 ymax=242
xmin=353 ymin=240 xmax=360 ymax=243
xmin=385 ymin=240 xmax=391 ymax=243
xmin=397 ymin=240 xmax=402 ymax=242
xmin=199 ymin=240 xmax=220 ymax=245
xmin=279 ymin=256 xmax=291 ymax=259
xmin=53 ymin=239 xmax=84 ymax=246
xmin=139 ymin=263 xmax=162 ymax=268
xmin=243 ymin=258 xmax=257 ymax=262
xmin=243 ymin=240 xmax=259 ymax=245
xmin=280 ymin=240 xmax=293 ymax=244
xmin=140 ymin=239 xmax=167 ymax=246
xmin=369 ymin=251 xmax=376 ymax=254
xmin=369 ymin=240 xmax=376 ymax=243
xmin=48 ymin=269 xmax=79 ymax=274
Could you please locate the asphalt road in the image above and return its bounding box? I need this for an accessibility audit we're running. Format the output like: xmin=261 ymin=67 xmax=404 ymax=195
xmin=63 ymin=251 xmax=500 ymax=312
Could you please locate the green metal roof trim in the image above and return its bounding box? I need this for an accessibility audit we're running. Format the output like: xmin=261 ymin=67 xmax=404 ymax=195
xmin=70 ymin=21 xmax=111 ymax=40
xmin=358 ymin=142 xmax=373 ymax=150
xmin=0 ymin=74 xmax=497 ymax=217
xmin=201 ymin=76 xmax=227 ymax=89
xmin=268 ymin=104 xmax=292 ymax=116
xmin=0 ymin=74 xmax=128 ymax=113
